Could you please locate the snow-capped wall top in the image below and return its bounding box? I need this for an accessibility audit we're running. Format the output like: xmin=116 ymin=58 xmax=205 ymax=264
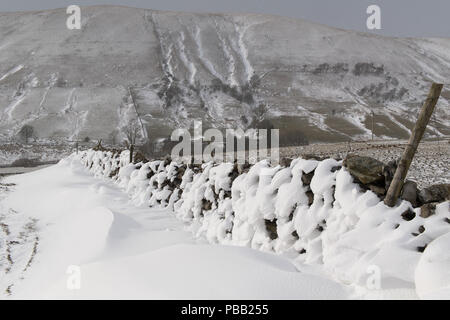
xmin=77 ymin=148 xmax=450 ymax=297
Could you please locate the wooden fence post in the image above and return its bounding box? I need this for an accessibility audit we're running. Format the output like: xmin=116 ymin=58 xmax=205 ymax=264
xmin=371 ymin=110 xmax=375 ymax=141
xmin=384 ymin=83 xmax=443 ymax=207
xmin=129 ymin=144 xmax=134 ymax=164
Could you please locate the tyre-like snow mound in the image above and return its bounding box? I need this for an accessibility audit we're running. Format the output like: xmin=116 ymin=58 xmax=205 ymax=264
xmin=74 ymin=149 xmax=450 ymax=293
xmin=415 ymin=232 xmax=450 ymax=299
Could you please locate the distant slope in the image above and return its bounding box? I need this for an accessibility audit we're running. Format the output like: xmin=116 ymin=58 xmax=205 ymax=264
xmin=0 ymin=5 xmax=449 ymax=149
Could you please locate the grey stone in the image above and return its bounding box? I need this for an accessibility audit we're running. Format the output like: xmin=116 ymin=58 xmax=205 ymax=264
xmin=302 ymin=154 xmax=325 ymax=161
xmin=419 ymin=202 xmax=438 ymax=218
xmin=280 ymin=157 xmax=293 ymax=168
xmin=343 ymin=155 xmax=384 ymax=184
xmin=401 ymin=180 xmax=418 ymax=207
xmin=368 ymin=184 xmax=386 ymax=196
xmin=418 ymin=184 xmax=450 ymax=204
xmin=301 ymin=170 xmax=315 ymax=186
xmin=264 ymin=219 xmax=278 ymax=240
xmin=237 ymin=162 xmax=251 ymax=174
xmin=401 ymin=208 xmax=416 ymax=221
xmin=306 ymin=190 xmax=314 ymax=206
xmin=331 ymin=165 xmax=342 ymax=172
xmin=382 ymin=160 xmax=398 ymax=191
xmin=202 ymin=199 xmax=212 ymax=211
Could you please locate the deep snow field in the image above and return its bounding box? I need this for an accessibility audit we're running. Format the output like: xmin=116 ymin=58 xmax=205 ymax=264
xmin=0 ymin=158 xmax=349 ymax=299
xmin=0 ymin=152 xmax=449 ymax=300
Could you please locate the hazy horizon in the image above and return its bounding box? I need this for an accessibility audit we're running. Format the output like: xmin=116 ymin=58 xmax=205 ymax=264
xmin=0 ymin=0 xmax=449 ymax=38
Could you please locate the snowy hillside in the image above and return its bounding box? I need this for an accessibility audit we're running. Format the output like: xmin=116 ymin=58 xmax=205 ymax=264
xmin=0 ymin=5 xmax=449 ymax=148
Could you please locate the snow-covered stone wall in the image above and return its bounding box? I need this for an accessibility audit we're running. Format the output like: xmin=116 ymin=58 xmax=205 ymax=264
xmin=75 ymin=149 xmax=450 ymax=297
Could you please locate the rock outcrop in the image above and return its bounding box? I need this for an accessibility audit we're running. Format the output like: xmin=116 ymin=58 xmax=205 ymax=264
xmin=343 ymin=155 xmax=384 ymax=184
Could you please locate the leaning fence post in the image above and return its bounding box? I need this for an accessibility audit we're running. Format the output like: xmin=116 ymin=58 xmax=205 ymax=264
xmin=384 ymin=83 xmax=443 ymax=207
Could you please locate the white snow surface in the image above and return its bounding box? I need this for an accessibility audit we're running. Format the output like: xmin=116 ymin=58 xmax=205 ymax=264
xmin=415 ymin=232 xmax=450 ymax=299
xmin=1 ymin=149 xmax=449 ymax=299
xmin=0 ymin=154 xmax=347 ymax=299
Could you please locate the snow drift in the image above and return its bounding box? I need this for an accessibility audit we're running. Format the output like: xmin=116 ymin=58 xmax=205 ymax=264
xmin=76 ymin=149 xmax=450 ymax=297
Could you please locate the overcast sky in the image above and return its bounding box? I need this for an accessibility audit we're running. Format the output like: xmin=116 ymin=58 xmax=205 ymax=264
xmin=1 ymin=0 xmax=449 ymax=38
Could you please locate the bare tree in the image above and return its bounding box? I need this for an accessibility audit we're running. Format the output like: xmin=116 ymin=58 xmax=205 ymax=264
xmin=123 ymin=119 xmax=140 ymax=163
xmin=18 ymin=125 xmax=34 ymax=144
xmin=124 ymin=119 xmax=139 ymax=146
